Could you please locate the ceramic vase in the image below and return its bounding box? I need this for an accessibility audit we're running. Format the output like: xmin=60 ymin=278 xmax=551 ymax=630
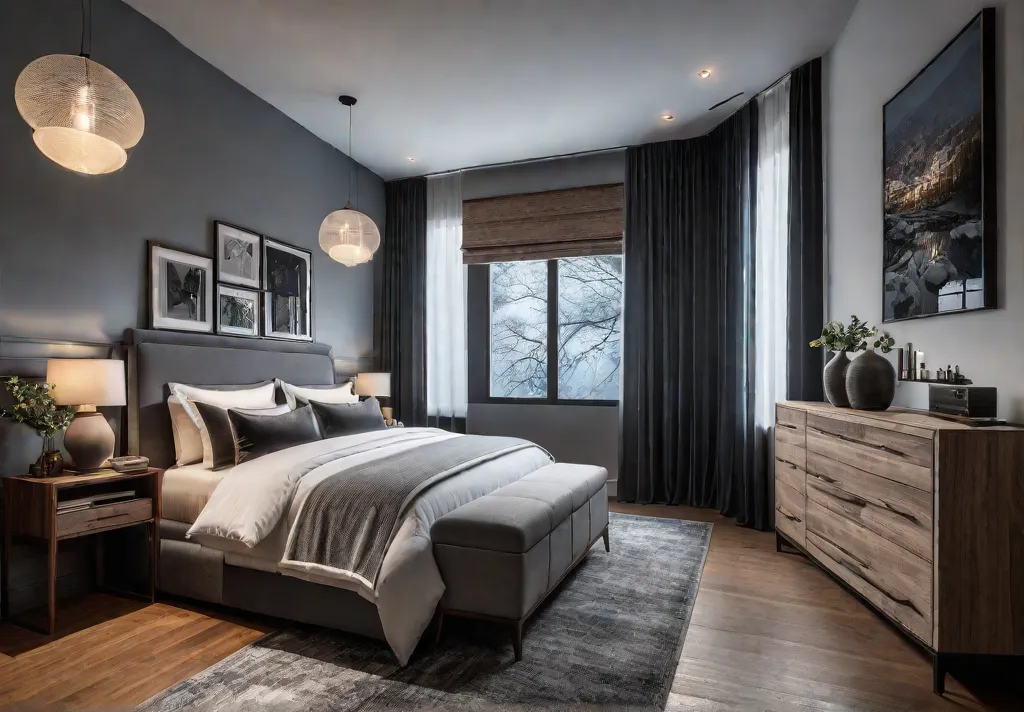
xmin=823 ymin=351 xmax=851 ymax=408
xmin=846 ymin=349 xmax=896 ymax=411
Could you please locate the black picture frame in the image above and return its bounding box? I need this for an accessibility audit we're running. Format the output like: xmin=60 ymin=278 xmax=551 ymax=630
xmin=214 ymin=221 xmax=262 ymax=289
xmin=215 ymin=283 xmax=261 ymax=338
xmin=881 ymin=8 xmax=996 ymax=323
xmin=261 ymin=236 xmax=314 ymax=341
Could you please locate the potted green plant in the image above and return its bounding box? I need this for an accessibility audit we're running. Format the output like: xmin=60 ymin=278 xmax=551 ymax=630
xmin=1 ymin=377 xmax=76 ymax=476
xmin=810 ymin=317 xmax=896 ymax=410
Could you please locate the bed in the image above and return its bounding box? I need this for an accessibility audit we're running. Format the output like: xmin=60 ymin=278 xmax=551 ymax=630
xmin=124 ymin=328 xmax=551 ymax=664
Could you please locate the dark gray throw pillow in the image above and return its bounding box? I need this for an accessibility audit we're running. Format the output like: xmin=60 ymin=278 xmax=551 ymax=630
xmin=228 ymin=405 xmax=323 ymax=465
xmin=309 ymin=397 xmax=388 ymax=438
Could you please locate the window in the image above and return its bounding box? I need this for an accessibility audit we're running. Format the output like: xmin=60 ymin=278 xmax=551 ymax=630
xmin=487 ymin=256 xmax=622 ymax=403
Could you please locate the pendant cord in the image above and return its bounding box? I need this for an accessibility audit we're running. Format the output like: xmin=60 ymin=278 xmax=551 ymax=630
xmin=80 ymin=0 xmax=92 ymax=58
xmin=349 ymin=104 xmax=357 ymax=210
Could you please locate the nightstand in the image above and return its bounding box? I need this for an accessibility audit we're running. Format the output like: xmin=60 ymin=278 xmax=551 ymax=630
xmin=1 ymin=468 xmax=162 ymax=634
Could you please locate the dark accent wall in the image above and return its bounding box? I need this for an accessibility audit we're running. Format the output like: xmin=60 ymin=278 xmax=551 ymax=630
xmin=0 ymin=0 xmax=383 ymax=615
xmin=0 ymin=0 xmax=384 ymax=363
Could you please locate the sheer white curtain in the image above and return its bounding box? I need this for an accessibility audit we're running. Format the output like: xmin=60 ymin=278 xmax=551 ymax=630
xmin=426 ymin=173 xmax=468 ymax=420
xmin=755 ymin=77 xmax=791 ymax=430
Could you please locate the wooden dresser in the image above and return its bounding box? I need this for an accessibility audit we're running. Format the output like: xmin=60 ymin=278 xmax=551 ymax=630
xmin=774 ymin=402 xmax=1024 ymax=694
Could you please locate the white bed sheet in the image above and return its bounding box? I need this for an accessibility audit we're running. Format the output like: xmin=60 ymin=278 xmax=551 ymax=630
xmin=161 ymin=463 xmax=225 ymax=524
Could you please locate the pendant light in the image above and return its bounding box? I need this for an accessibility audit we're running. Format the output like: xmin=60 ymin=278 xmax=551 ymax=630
xmin=318 ymin=95 xmax=381 ymax=267
xmin=14 ymin=0 xmax=144 ymax=175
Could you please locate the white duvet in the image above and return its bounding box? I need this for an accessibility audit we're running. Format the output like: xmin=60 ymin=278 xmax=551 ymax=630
xmin=187 ymin=427 xmax=551 ymax=664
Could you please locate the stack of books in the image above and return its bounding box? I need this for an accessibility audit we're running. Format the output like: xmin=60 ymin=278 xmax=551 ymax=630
xmin=57 ymin=490 xmax=138 ymax=514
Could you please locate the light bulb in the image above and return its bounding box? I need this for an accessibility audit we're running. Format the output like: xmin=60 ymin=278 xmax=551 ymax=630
xmin=72 ymin=85 xmax=95 ymax=132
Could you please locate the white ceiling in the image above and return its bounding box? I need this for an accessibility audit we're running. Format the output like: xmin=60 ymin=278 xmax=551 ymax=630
xmin=124 ymin=0 xmax=857 ymax=180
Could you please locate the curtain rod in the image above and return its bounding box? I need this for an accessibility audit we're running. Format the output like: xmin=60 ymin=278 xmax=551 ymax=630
xmin=423 ymin=145 xmax=627 ymax=179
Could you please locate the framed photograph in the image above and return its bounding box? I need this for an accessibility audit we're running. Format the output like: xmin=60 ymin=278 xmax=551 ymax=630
xmin=262 ymin=237 xmax=313 ymax=341
xmin=216 ymin=284 xmax=261 ymax=337
xmin=215 ymin=221 xmax=262 ymax=289
xmin=882 ymin=9 xmax=996 ymax=322
xmin=149 ymin=244 xmax=214 ymax=333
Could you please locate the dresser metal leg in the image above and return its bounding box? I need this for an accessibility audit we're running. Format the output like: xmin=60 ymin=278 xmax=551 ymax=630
xmin=932 ymin=652 xmax=946 ymax=695
xmin=775 ymin=531 xmax=783 ymax=553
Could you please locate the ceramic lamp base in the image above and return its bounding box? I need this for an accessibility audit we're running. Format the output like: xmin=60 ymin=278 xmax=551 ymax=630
xmin=64 ymin=410 xmax=115 ymax=471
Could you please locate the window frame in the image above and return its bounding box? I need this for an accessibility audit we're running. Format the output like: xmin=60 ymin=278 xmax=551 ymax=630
xmin=468 ymin=259 xmax=620 ymax=407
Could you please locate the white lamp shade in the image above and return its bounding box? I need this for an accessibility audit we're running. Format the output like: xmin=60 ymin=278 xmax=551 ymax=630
xmin=318 ymin=209 xmax=381 ymax=266
xmin=46 ymin=359 xmax=127 ymax=407
xmin=354 ymin=372 xmax=391 ymax=398
xmin=15 ymin=54 xmax=144 ymax=175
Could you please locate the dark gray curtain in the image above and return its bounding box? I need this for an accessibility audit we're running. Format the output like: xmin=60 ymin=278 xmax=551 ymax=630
xmin=620 ymin=102 xmax=769 ymax=529
xmin=379 ymin=178 xmax=427 ymax=426
xmin=787 ymin=58 xmax=825 ymax=401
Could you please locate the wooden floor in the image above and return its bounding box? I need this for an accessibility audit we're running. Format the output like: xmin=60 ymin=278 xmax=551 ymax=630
xmin=0 ymin=504 xmax=1019 ymax=710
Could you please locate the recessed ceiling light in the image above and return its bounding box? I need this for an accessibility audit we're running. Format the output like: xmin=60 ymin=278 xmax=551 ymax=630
xmin=406 ymin=156 xmax=415 ymax=162
xmin=698 ymin=69 xmax=712 ymax=79
xmin=661 ymin=114 xmax=674 ymax=121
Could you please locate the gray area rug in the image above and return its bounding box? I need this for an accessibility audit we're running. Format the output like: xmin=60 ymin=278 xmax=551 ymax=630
xmin=138 ymin=513 xmax=711 ymax=711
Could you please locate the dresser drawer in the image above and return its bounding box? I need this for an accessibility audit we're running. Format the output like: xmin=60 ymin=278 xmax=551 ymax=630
xmin=806 ymin=451 xmax=932 ymax=561
xmin=806 ymin=413 xmax=933 ymax=492
xmin=775 ymin=426 xmax=806 ymax=473
xmin=775 ymin=457 xmax=805 ymax=495
xmin=775 ymin=480 xmax=805 ymax=546
xmin=805 ymin=499 xmax=932 ymax=645
xmin=56 ymin=498 xmax=153 ymax=539
xmin=777 ymin=404 xmax=806 ymax=432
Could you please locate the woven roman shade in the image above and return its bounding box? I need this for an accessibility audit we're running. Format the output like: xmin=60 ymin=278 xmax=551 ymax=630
xmin=461 ymin=183 xmax=623 ymax=264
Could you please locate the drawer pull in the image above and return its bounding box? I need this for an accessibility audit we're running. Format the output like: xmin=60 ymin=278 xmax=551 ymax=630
xmin=777 ymin=509 xmax=802 ymax=523
xmin=94 ymin=512 xmax=138 ymax=523
xmin=880 ymin=500 xmax=921 ymax=525
xmin=777 ymin=458 xmax=801 ymax=470
xmin=778 ymin=422 xmax=799 ymax=431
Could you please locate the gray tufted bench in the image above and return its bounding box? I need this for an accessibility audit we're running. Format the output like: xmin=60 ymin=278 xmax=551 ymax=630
xmin=430 ymin=462 xmax=609 ymax=660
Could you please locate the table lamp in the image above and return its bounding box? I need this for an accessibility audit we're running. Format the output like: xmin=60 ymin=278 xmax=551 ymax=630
xmin=46 ymin=359 xmax=127 ymax=472
xmin=354 ymin=372 xmax=393 ymax=424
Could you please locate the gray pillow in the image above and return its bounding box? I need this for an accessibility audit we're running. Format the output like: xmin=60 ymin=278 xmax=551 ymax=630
xmin=309 ymin=397 xmax=388 ymax=439
xmin=229 ymin=405 xmax=322 ymax=465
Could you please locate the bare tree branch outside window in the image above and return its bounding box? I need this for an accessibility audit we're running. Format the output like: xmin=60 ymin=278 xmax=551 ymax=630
xmin=489 ymin=256 xmax=622 ymax=400
xmin=490 ymin=261 xmax=547 ymax=397
xmin=557 ymin=256 xmax=622 ymax=399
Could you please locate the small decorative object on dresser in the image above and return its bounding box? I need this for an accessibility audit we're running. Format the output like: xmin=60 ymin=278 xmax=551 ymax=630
xmin=263 ymin=237 xmax=313 ymax=340
xmin=774 ymin=402 xmax=1024 ymax=695
xmin=47 ymin=359 xmax=127 ymax=472
xmin=215 ymin=221 xmax=262 ymax=289
xmin=810 ymin=316 xmax=895 ymax=410
xmin=216 ymin=284 xmax=261 ymax=338
xmin=150 ymin=243 xmax=214 ymax=333
xmin=0 ymin=377 xmax=76 ymax=477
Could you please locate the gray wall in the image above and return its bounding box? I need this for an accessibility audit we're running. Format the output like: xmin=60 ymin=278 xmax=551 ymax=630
xmin=464 ymin=150 xmax=624 ymax=494
xmin=0 ymin=0 xmax=384 ymax=364
xmin=827 ymin=0 xmax=1024 ymax=420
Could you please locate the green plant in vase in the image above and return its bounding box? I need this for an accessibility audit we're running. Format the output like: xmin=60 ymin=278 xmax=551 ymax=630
xmin=1 ymin=377 xmax=76 ymax=476
xmin=810 ymin=316 xmax=896 ymax=411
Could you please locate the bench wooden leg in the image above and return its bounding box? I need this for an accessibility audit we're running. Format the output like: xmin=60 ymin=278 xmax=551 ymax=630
xmin=602 ymin=526 xmax=610 ymax=553
xmin=432 ymin=608 xmax=444 ymax=650
xmin=511 ymin=620 xmax=523 ymax=662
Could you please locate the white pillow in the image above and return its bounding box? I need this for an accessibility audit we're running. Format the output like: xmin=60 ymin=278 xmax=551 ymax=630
xmin=276 ymin=379 xmax=357 ymax=409
xmin=189 ymin=401 xmax=292 ymax=467
xmin=168 ymin=395 xmax=204 ymax=466
xmin=169 ymin=382 xmax=278 ymax=428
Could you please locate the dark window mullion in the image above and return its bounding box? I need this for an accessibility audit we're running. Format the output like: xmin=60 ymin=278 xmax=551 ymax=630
xmin=547 ymin=259 xmax=558 ymax=404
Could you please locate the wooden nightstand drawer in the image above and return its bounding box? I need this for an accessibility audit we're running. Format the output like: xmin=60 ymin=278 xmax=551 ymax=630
xmin=56 ymin=498 xmax=153 ymax=539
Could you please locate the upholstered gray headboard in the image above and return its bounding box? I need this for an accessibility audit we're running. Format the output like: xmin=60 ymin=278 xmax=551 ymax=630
xmin=124 ymin=329 xmax=336 ymax=469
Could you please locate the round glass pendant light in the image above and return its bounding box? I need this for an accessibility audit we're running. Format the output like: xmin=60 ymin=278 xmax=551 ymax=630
xmin=319 ymin=96 xmax=381 ymax=266
xmin=14 ymin=2 xmax=144 ymax=175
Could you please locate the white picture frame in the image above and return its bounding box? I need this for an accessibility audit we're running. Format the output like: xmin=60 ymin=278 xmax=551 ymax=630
xmin=215 ymin=221 xmax=262 ymax=289
xmin=149 ymin=243 xmax=214 ymax=333
xmin=216 ymin=284 xmax=261 ymax=338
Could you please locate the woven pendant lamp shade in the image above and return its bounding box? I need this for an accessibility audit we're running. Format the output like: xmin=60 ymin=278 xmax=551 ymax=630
xmin=15 ymin=54 xmax=144 ymax=175
xmin=318 ymin=207 xmax=381 ymax=267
